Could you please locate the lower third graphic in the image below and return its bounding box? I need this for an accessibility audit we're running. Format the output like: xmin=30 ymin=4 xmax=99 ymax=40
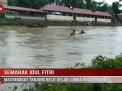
xmin=0 ymin=77 xmax=3 ymax=86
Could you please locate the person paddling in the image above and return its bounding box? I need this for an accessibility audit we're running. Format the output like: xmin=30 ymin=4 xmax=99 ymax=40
xmin=72 ymin=28 xmax=76 ymax=34
xmin=81 ymin=29 xmax=85 ymax=34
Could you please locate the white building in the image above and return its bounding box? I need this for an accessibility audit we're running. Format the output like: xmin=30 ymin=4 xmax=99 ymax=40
xmin=0 ymin=0 xmax=7 ymax=6
xmin=40 ymin=4 xmax=112 ymax=23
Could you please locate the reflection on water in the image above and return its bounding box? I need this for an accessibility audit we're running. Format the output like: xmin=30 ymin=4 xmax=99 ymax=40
xmin=0 ymin=26 xmax=122 ymax=90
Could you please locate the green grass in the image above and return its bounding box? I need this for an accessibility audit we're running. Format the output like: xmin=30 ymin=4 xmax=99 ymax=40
xmin=0 ymin=19 xmax=119 ymax=26
xmin=0 ymin=19 xmax=19 ymax=25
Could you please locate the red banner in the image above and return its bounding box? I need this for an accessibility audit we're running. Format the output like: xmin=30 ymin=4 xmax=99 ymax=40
xmin=0 ymin=6 xmax=4 ymax=12
xmin=0 ymin=69 xmax=122 ymax=76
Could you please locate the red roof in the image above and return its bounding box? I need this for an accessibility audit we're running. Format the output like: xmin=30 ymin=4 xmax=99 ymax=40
xmin=73 ymin=8 xmax=94 ymax=15
xmin=4 ymin=5 xmax=112 ymax=17
xmin=4 ymin=6 xmax=45 ymax=13
xmin=73 ymin=8 xmax=111 ymax=17
xmin=40 ymin=4 xmax=73 ymax=13
xmin=94 ymin=11 xmax=112 ymax=17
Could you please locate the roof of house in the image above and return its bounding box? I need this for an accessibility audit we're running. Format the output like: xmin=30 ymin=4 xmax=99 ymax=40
xmin=4 ymin=6 xmax=45 ymax=13
xmin=40 ymin=4 xmax=73 ymax=13
xmin=73 ymin=8 xmax=94 ymax=15
xmin=73 ymin=8 xmax=111 ymax=17
xmin=94 ymin=11 xmax=112 ymax=17
xmin=4 ymin=5 xmax=112 ymax=17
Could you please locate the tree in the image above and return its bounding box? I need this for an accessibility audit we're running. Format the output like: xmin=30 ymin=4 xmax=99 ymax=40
xmin=84 ymin=0 xmax=93 ymax=10
xmin=7 ymin=0 xmax=17 ymax=6
xmin=112 ymin=2 xmax=121 ymax=19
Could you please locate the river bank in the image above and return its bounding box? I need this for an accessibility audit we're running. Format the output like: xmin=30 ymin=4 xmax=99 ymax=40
xmin=0 ymin=19 xmax=121 ymax=26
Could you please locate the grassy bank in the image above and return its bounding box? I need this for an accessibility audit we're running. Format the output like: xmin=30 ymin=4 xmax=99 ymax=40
xmin=0 ymin=19 xmax=121 ymax=26
xmin=0 ymin=19 xmax=20 ymax=25
xmin=32 ymin=20 xmax=120 ymax=26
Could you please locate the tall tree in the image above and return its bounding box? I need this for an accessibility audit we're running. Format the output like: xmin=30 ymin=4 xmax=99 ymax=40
xmin=84 ymin=0 xmax=93 ymax=10
xmin=7 ymin=0 xmax=17 ymax=6
xmin=112 ymin=2 xmax=121 ymax=19
xmin=90 ymin=0 xmax=97 ymax=11
xmin=77 ymin=0 xmax=86 ymax=9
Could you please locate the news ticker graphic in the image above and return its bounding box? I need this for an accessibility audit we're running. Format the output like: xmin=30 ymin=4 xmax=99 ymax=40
xmin=1 ymin=68 xmax=122 ymax=85
xmin=0 ymin=6 xmax=4 ymax=12
xmin=0 ymin=76 xmax=122 ymax=83
xmin=1 ymin=69 xmax=122 ymax=76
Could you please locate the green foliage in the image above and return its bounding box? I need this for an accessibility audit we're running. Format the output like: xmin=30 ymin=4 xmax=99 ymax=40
xmin=0 ymin=19 xmax=19 ymax=25
xmin=91 ymin=54 xmax=122 ymax=68
xmin=112 ymin=2 xmax=121 ymax=19
xmin=33 ymin=54 xmax=122 ymax=91
xmin=13 ymin=86 xmax=17 ymax=91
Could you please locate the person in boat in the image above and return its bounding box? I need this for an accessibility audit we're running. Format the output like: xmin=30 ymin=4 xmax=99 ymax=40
xmin=70 ymin=28 xmax=76 ymax=35
xmin=72 ymin=28 xmax=76 ymax=34
xmin=81 ymin=29 xmax=85 ymax=34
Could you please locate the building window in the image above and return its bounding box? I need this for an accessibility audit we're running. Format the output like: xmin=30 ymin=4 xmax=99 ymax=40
xmin=108 ymin=17 xmax=111 ymax=19
xmin=98 ymin=16 xmax=101 ymax=18
xmin=68 ymin=13 xmax=72 ymax=16
xmin=102 ymin=16 xmax=104 ymax=19
xmin=105 ymin=17 xmax=108 ymax=19
xmin=82 ymin=14 xmax=86 ymax=17
xmin=62 ymin=12 xmax=67 ymax=16
xmin=91 ymin=15 xmax=94 ymax=18
xmin=77 ymin=14 xmax=81 ymax=17
xmin=87 ymin=15 xmax=90 ymax=18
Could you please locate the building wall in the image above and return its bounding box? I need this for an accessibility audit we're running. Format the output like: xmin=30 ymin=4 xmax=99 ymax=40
xmin=0 ymin=0 xmax=7 ymax=6
xmin=46 ymin=15 xmax=73 ymax=21
xmin=46 ymin=14 xmax=111 ymax=23
xmin=0 ymin=3 xmax=7 ymax=6
xmin=97 ymin=18 xmax=111 ymax=22
xmin=75 ymin=14 xmax=111 ymax=22
xmin=76 ymin=17 xmax=94 ymax=22
xmin=5 ymin=14 xmax=45 ymax=20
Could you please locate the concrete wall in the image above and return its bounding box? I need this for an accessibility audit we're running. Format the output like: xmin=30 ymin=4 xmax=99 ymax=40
xmin=0 ymin=0 xmax=7 ymax=6
xmin=97 ymin=18 xmax=111 ymax=23
xmin=0 ymin=0 xmax=7 ymax=2
xmin=5 ymin=14 xmax=45 ymax=20
xmin=76 ymin=16 xmax=111 ymax=22
xmin=46 ymin=15 xmax=73 ymax=21
xmin=76 ymin=17 xmax=94 ymax=22
xmin=0 ymin=2 xmax=7 ymax=6
xmin=4 ymin=14 xmax=111 ymax=22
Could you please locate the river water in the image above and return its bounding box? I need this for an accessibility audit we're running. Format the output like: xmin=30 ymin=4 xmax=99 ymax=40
xmin=0 ymin=26 xmax=122 ymax=91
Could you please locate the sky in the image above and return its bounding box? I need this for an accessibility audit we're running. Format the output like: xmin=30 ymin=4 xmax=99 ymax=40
xmin=96 ymin=0 xmax=119 ymax=5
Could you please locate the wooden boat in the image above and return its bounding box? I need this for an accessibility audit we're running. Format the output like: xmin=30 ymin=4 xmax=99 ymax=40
xmin=26 ymin=25 xmax=48 ymax=28
xmin=70 ymin=33 xmax=75 ymax=35
xmin=78 ymin=32 xmax=86 ymax=34
xmin=70 ymin=32 xmax=86 ymax=35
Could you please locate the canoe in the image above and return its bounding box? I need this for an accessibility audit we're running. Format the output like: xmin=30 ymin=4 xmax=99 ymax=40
xmin=26 ymin=25 xmax=48 ymax=28
xmin=77 ymin=32 xmax=86 ymax=34
xmin=70 ymin=32 xmax=86 ymax=35
xmin=70 ymin=33 xmax=75 ymax=35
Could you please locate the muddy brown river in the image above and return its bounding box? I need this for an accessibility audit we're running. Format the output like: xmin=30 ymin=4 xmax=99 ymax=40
xmin=0 ymin=26 xmax=122 ymax=90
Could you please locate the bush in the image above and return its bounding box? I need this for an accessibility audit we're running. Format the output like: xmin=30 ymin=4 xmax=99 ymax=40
xmin=33 ymin=54 xmax=122 ymax=91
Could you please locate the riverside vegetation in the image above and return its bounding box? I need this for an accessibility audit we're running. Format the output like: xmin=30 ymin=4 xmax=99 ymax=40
xmin=9 ymin=54 xmax=122 ymax=91
xmin=0 ymin=19 xmax=122 ymax=26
